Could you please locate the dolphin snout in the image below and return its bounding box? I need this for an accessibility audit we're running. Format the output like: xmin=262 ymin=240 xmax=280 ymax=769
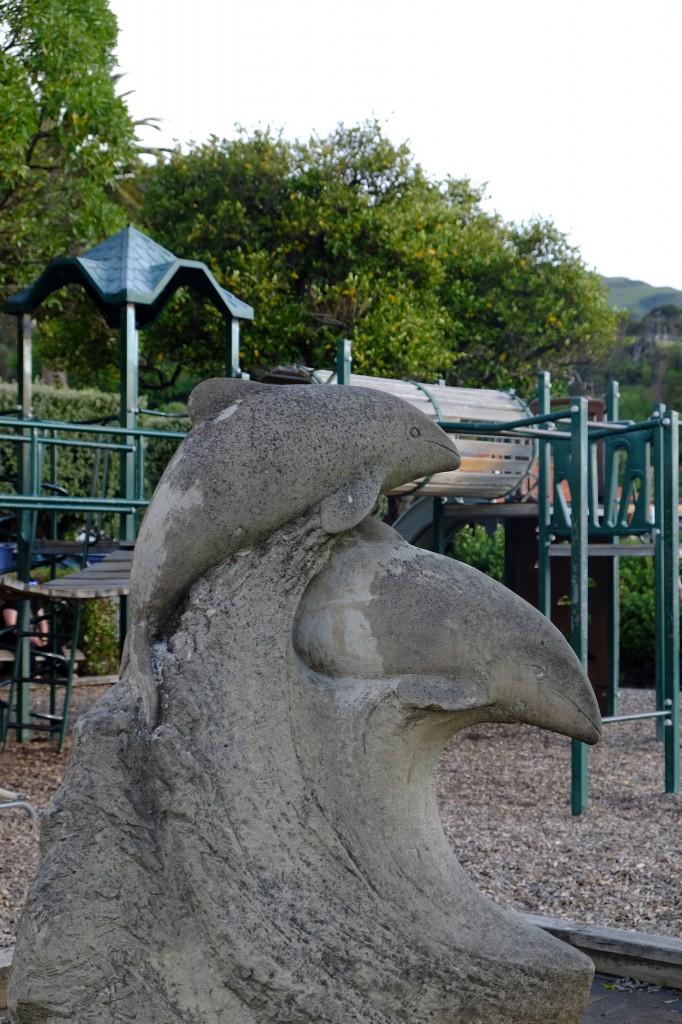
xmin=426 ymin=435 xmax=461 ymax=470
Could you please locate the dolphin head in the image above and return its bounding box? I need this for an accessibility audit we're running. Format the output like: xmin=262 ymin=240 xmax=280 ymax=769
xmin=294 ymin=517 xmax=601 ymax=745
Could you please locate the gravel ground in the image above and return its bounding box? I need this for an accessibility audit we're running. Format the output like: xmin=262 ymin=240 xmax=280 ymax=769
xmin=1 ymin=685 xmax=680 ymax=950
xmin=438 ymin=688 xmax=681 ymax=937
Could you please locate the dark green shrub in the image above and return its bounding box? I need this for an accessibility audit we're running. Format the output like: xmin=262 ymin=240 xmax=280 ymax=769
xmin=614 ymin=557 xmax=655 ymax=667
xmin=0 ymin=384 xmax=190 ymax=536
xmin=139 ymin=405 xmax=188 ymax=497
xmin=0 ymin=381 xmax=119 ymax=424
xmin=0 ymin=382 xmax=120 ymax=538
xmin=449 ymin=523 xmax=505 ymax=582
xmin=78 ymin=597 xmax=119 ymax=676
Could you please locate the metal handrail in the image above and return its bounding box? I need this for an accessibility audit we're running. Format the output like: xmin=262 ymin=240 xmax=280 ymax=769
xmin=0 ymin=416 xmax=186 ymax=441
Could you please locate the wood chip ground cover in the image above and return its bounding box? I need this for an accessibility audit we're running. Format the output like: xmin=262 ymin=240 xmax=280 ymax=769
xmin=1 ymin=686 xmax=680 ymax=949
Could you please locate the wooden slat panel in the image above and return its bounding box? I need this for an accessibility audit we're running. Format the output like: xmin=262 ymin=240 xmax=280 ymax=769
xmin=458 ymin=458 xmax=533 ymax=473
xmin=314 ymin=372 xmax=536 ymax=497
xmin=388 ymin=473 xmax=530 ymax=498
xmin=315 ymin=371 xmax=528 ymax=421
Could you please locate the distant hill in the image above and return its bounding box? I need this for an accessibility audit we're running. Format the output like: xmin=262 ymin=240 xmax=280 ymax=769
xmin=601 ymin=277 xmax=682 ymax=318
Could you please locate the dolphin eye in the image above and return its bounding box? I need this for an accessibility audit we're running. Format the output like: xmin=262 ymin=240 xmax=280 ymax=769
xmin=409 ymin=426 xmax=421 ymax=438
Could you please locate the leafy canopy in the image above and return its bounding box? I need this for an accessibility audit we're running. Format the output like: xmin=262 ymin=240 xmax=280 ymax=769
xmin=132 ymin=122 xmax=617 ymax=395
xmin=35 ymin=120 xmax=618 ymax=398
xmin=0 ymin=0 xmax=140 ymax=294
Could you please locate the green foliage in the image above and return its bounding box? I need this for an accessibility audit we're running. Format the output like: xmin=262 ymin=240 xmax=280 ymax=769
xmin=615 ymin=384 xmax=655 ymax=423
xmin=619 ymin=556 xmax=657 ymax=671
xmin=449 ymin=523 xmax=505 ymax=582
xmin=661 ymin=345 xmax=682 ymax=412
xmin=0 ymin=383 xmax=186 ymax=540
xmin=586 ymin=330 xmax=682 ymax=422
xmin=0 ymin=381 xmax=119 ymax=537
xmin=125 ymin=122 xmax=618 ymax=397
xmin=79 ymin=597 xmax=119 ymax=675
xmin=371 ymin=495 xmax=388 ymax=521
xmin=34 ymin=291 xmax=123 ymax=392
xmin=0 ymin=380 xmax=118 ymax=424
xmin=138 ymin=406 xmax=188 ymax=496
xmin=0 ymin=0 xmax=140 ymax=298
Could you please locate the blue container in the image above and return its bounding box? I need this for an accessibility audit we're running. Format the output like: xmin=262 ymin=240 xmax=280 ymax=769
xmin=0 ymin=543 xmax=15 ymax=572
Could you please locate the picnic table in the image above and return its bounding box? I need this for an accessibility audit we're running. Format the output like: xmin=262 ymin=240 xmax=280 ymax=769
xmin=0 ymin=547 xmax=133 ymax=749
xmin=0 ymin=545 xmax=132 ymax=600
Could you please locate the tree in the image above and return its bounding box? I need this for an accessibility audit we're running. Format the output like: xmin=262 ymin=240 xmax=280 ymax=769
xmin=0 ymin=0 xmax=140 ymax=297
xmin=40 ymin=121 xmax=619 ymax=398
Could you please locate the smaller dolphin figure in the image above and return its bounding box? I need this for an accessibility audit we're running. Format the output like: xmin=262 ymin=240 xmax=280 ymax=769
xmin=9 ymin=379 xmax=600 ymax=1024
xmin=130 ymin=377 xmax=462 ymax=629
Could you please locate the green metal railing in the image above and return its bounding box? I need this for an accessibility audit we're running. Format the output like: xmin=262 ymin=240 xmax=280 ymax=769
xmin=435 ymin=372 xmax=679 ymax=814
xmin=0 ymin=414 xmax=187 ymax=745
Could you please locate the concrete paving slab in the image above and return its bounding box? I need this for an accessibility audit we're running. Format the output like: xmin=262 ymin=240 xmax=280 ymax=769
xmin=584 ymin=975 xmax=682 ymax=1022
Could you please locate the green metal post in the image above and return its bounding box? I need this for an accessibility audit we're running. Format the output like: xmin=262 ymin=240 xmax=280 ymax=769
xmin=136 ymin=434 xmax=145 ymax=505
xmin=606 ymin=380 xmax=620 ymax=421
xmin=336 ymin=338 xmax=352 ymax=386
xmin=570 ymin=398 xmax=590 ymax=815
xmin=662 ymin=409 xmax=680 ymax=792
xmin=606 ymin=380 xmax=620 ymax=717
xmin=119 ymin=303 xmax=139 ymax=542
xmin=16 ymin=313 xmax=33 ymax=580
xmin=227 ymin=317 xmax=241 ymax=377
xmin=119 ymin=303 xmax=138 ymax=642
xmin=653 ymin=405 xmax=666 ymax=741
xmin=15 ymin=314 xmax=33 ymax=742
xmin=536 ymin=372 xmax=552 ymax=618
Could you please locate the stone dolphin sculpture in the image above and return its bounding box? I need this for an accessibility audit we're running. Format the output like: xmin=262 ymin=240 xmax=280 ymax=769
xmin=9 ymin=379 xmax=601 ymax=1024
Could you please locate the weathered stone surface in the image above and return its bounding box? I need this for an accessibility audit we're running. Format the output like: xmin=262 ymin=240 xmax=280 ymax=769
xmin=9 ymin=380 xmax=601 ymax=1023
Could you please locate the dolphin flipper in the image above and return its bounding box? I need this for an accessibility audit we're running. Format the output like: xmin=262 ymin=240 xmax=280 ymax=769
xmin=319 ymin=468 xmax=385 ymax=534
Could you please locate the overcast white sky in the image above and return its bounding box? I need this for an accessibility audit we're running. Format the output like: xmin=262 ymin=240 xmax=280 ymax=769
xmin=109 ymin=0 xmax=681 ymax=289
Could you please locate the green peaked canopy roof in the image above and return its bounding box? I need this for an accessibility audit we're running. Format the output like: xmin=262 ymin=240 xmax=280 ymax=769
xmin=77 ymin=227 xmax=179 ymax=298
xmin=4 ymin=225 xmax=254 ymax=329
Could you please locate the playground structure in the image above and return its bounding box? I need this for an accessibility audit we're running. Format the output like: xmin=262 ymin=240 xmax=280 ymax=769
xmin=0 ymin=229 xmax=678 ymax=814
xmin=317 ymin=352 xmax=680 ymax=814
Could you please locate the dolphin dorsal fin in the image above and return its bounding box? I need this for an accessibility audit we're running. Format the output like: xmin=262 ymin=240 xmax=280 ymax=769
xmin=188 ymin=378 xmax=269 ymax=425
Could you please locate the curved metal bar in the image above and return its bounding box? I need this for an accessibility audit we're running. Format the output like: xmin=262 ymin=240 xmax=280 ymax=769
xmin=0 ymin=799 xmax=38 ymax=819
xmin=407 ymin=381 xmax=444 ymax=422
xmin=397 ymin=475 xmax=434 ymax=496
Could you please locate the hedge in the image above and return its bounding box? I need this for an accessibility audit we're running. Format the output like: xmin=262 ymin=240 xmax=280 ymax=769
xmin=0 ymin=383 xmax=188 ymax=539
